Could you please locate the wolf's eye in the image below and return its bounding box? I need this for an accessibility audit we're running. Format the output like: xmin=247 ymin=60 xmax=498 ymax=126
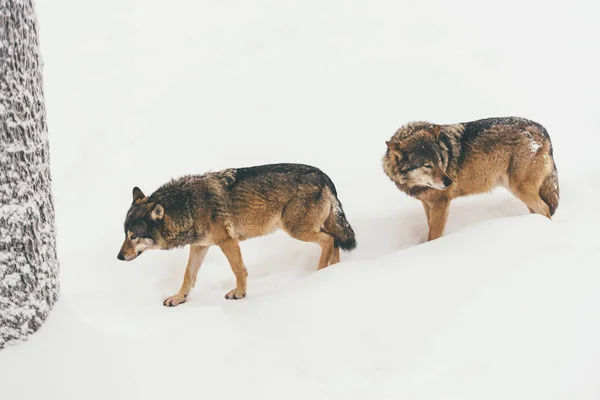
xmin=130 ymin=234 xmax=138 ymax=240
xmin=423 ymin=165 xmax=433 ymax=169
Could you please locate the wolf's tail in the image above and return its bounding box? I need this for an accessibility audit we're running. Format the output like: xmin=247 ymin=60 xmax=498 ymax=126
xmin=539 ymin=159 xmax=559 ymax=216
xmin=320 ymin=174 xmax=357 ymax=251
xmin=324 ymin=200 xmax=357 ymax=251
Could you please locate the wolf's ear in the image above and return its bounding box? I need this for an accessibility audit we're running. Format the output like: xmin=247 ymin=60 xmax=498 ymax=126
xmin=431 ymin=125 xmax=442 ymax=139
xmin=386 ymin=141 xmax=402 ymax=157
xmin=150 ymin=204 xmax=164 ymax=220
xmin=132 ymin=187 xmax=145 ymax=203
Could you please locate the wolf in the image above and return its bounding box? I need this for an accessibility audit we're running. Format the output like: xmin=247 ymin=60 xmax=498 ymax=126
xmin=117 ymin=163 xmax=357 ymax=306
xmin=382 ymin=117 xmax=559 ymax=241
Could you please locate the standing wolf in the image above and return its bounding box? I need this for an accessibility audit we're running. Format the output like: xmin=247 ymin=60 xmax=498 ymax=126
xmin=382 ymin=117 xmax=559 ymax=241
xmin=117 ymin=163 xmax=356 ymax=306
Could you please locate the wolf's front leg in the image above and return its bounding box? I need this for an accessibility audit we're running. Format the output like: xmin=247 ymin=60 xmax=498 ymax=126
xmin=427 ymin=199 xmax=450 ymax=241
xmin=163 ymin=245 xmax=209 ymax=307
xmin=421 ymin=201 xmax=431 ymax=227
xmin=219 ymin=239 xmax=248 ymax=300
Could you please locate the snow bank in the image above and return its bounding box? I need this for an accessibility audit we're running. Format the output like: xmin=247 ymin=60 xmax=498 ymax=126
xmin=1 ymin=207 xmax=598 ymax=399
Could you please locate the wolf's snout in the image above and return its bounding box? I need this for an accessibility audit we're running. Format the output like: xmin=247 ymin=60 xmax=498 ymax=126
xmin=443 ymin=176 xmax=453 ymax=187
xmin=117 ymin=252 xmax=125 ymax=261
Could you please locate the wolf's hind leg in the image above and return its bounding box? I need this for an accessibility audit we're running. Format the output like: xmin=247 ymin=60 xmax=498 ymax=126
xmin=514 ymin=189 xmax=551 ymax=219
xmin=287 ymin=230 xmax=335 ymax=270
xmin=508 ymin=158 xmax=553 ymax=219
xmin=281 ymin=197 xmax=333 ymax=270
xmin=329 ymin=245 xmax=340 ymax=265
xmin=219 ymin=239 xmax=248 ymax=300
xmin=163 ymin=245 xmax=209 ymax=307
xmin=509 ymin=183 xmax=552 ymax=219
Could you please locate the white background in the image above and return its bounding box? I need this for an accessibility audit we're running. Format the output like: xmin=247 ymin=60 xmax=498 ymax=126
xmin=1 ymin=0 xmax=599 ymax=399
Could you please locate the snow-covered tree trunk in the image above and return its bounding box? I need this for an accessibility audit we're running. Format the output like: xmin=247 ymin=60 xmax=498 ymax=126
xmin=0 ymin=0 xmax=59 ymax=349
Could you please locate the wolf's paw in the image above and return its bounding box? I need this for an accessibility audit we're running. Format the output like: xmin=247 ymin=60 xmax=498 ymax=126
xmin=163 ymin=293 xmax=187 ymax=307
xmin=225 ymin=288 xmax=246 ymax=300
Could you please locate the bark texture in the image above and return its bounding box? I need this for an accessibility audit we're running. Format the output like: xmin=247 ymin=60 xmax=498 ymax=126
xmin=0 ymin=0 xmax=59 ymax=349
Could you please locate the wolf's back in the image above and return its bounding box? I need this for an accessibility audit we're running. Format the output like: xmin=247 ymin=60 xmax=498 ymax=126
xmin=228 ymin=163 xmax=358 ymax=250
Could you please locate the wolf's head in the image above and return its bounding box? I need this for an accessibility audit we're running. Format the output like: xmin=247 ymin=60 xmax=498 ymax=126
xmin=117 ymin=187 xmax=165 ymax=261
xmin=385 ymin=124 xmax=453 ymax=191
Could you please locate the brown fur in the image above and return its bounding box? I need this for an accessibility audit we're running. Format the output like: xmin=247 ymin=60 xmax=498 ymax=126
xmin=117 ymin=164 xmax=357 ymax=305
xmin=382 ymin=117 xmax=559 ymax=241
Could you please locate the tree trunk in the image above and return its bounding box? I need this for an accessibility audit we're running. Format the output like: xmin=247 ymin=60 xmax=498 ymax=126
xmin=0 ymin=0 xmax=59 ymax=349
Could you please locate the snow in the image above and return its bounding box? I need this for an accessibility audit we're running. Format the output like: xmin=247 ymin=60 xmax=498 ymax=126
xmin=2 ymin=0 xmax=600 ymax=398
xmin=524 ymin=130 xmax=543 ymax=153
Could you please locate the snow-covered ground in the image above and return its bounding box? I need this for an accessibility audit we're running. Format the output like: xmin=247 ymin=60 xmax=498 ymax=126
xmin=1 ymin=0 xmax=600 ymax=398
